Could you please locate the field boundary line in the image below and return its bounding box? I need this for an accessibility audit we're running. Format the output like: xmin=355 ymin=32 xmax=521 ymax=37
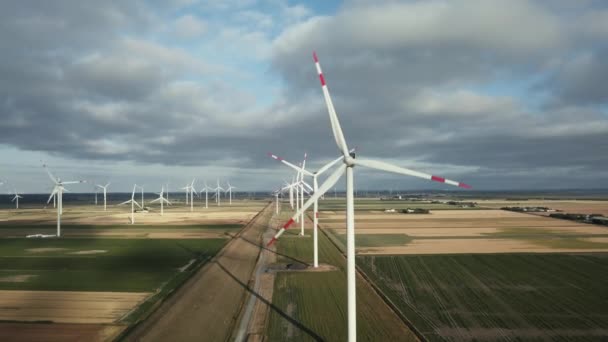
xmin=118 ymin=201 xmax=272 ymax=341
xmin=313 ymin=214 xmax=426 ymax=342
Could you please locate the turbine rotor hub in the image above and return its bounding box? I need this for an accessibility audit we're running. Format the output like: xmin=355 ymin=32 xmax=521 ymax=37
xmin=344 ymin=155 xmax=355 ymax=167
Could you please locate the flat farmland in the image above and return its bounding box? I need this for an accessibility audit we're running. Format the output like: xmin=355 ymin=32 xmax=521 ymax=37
xmin=322 ymin=209 xmax=608 ymax=254
xmin=358 ymin=254 xmax=608 ymax=341
xmin=0 ymin=290 xmax=150 ymax=323
xmin=0 ymin=224 xmax=241 ymax=239
xmin=477 ymin=199 xmax=608 ymax=216
xmin=319 ymin=198 xmax=466 ymax=211
xmin=3 ymin=200 xmax=266 ymax=226
xmin=266 ymin=212 xmax=418 ymax=341
xmin=0 ymin=238 xmax=226 ymax=292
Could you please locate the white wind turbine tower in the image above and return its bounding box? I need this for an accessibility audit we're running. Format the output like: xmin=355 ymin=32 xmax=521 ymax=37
xmin=225 ymin=181 xmax=236 ymax=205
xmin=138 ymin=185 xmax=145 ymax=208
xmin=94 ymin=185 xmax=99 ymax=205
xmin=189 ymin=179 xmax=196 ymax=212
xmin=150 ymin=186 xmax=171 ymax=215
xmin=181 ymin=182 xmax=191 ymax=205
xmin=96 ymin=183 xmax=111 ymax=211
xmin=11 ymin=189 xmax=23 ymax=209
xmin=200 ymin=181 xmax=210 ymax=209
xmin=44 ymin=164 xmax=86 ymax=237
xmin=213 ymin=179 xmax=225 ymax=206
xmin=268 ymin=52 xmax=471 ymax=342
xmin=119 ymin=185 xmax=141 ymax=224
xmin=269 ymin=152 xmax=346 ymax=268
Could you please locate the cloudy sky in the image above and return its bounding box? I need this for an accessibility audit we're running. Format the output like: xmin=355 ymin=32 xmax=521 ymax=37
xmin=1 ymin=0 xmax=607 ymax=193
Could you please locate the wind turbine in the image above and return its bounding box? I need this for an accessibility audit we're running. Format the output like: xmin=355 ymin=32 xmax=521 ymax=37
xmin=150 ymin=186 xmax=171 ymax=215
xmin=269 ymin=154 xmax=311 ymax=235
xmin=189 ymin=179 xmax=196 ymax=212
xmin=138 ymin=185 xmax=145 ymax=208
xmin=213 ymin=179 xmax=225 ymax=206
xmin=43 ymin=164 xmax=86 ymax=237
xmin=269 ymin=152 xmax=346 ymax=267
xmin=268 ymin=52 xmax=471 ymax=342
xmin=119 ymin=185 xmax=141 ymax=224
xmin=181 ymin=182 xmax=191 ymax=205
xmin=200 ymin=181 xmax=210 ymax=209
xmin=96 ymin=183 xmax=111 ymax=211
xmin=225 ymin=181 xmax=236 ymax=205
xmin=11 ymin=189 xmax=23 ymax=209
xmin=93 ymin=184 xmax=99 ymax=205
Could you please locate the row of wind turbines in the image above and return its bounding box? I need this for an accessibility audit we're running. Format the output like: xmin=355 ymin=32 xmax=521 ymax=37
xmin=266 ymin=52 xmax=471 ymax=342
xmin=2 ymin=167 xmax=237 ymax=238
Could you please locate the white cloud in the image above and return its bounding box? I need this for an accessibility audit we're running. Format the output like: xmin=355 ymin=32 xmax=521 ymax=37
xmin=174 ymin=14 xmax=207 ymax=38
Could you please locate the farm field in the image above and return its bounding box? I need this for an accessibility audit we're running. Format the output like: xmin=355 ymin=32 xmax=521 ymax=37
xmin=0 ymin=290 xmax=150 ymax=323
xmin=0 ymin=238 xmax=226 ymax=292
xmin=0 ymin=224 xmax=241 ymax=239
xmin=477 ymin=199 xmax=608 ymax=216
xmin=358 ymin=253 xmax=608 ymax=341
xmin=0 ymin=200 xmax=269 ymax=341
xmin=318 ymin=198 xmax=470 ymax=211
xmin=322 ymin=209 xmax=608 ymax=254
xmin=2 ymin=200 xmax=267 ymax=226
xmin=266 ymin=211 xmax=418 ymax=341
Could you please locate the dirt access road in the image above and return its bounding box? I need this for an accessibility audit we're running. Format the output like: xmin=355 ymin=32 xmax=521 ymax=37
xmin=126 ymin=202 xmax=272 ymax=342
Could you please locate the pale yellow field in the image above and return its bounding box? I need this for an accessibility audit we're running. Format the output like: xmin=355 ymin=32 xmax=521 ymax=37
xmin=0 ymin=290 xmax=151 ymax=323
xmin=3 ymin=205 xmax=262 ymax=226
xmin=322 ymin=207 xmax=608 ymax=255
xmin=324 ymin=209 xmax=608 ymax=236
xmin=477 ymin=199 xmax=608 ymax=215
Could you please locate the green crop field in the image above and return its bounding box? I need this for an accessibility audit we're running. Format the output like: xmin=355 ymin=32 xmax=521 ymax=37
xmin=358 ymin=253 xmax=608 ymax=341
xmin=328 ymin=230 xmax=411 ymax=251
xmin=0 ymin=238 xmax=226 ymax=292
xmin=266 ymin=225 xmax=418 ymax=341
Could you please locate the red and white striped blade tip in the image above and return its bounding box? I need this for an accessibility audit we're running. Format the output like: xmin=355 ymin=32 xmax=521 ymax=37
xmin=267 ymin=237 xmax=277 ymax=247
xmin=313 ymin=51 xmax=319 ymax=62
xmin=267 ymin=152 xmax=282 ymax=161
xmin=430 ymin=175 xmax=472 ymax=189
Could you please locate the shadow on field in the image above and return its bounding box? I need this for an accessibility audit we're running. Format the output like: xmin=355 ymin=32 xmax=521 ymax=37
xmin=235 ymin=234 xmax=310 ymax=266
xmin=214 ymin=260 xmax=323 ymax=341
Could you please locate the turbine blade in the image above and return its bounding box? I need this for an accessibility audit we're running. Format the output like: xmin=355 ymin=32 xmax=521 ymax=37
xmin=354 ymin=158 xmax=471 ymax=189
xmin=47 ymin=188 xmax=58 ymax=204
xmin=119 ymin=200 xmax=131 ymax=206
xmin=313 ymin=52 xmax=350 ymax=157
xmin=268 ymin=163 xmax=346 ymax=246
xmin=316 ymin=150 xmax=353 ymax=176
xmin=150 ymin=198 xmax=161 ymax=203
xmin=302 ymin=181 xmax=314 ymax=192
xmin=267 ymin=153 xmax=314 ymax=176
xmin=43 ymin=164 xmax=59 ymax=184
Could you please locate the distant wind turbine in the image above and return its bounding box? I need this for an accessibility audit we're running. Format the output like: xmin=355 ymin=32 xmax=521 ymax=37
xmin=150 ymin=186 xmax=171 ymax=215
xmin=119 ymin=185 xmax=141 ymax=224
xmin=44 ymin=164 xmax=86 ymax=237
xmin=225 ymin=181 xmax=236 ymax=205
xmin=11 ymin=190 xmax=23 ymax=209
xmin=96 ymin=183 xmax=111 ymax=211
